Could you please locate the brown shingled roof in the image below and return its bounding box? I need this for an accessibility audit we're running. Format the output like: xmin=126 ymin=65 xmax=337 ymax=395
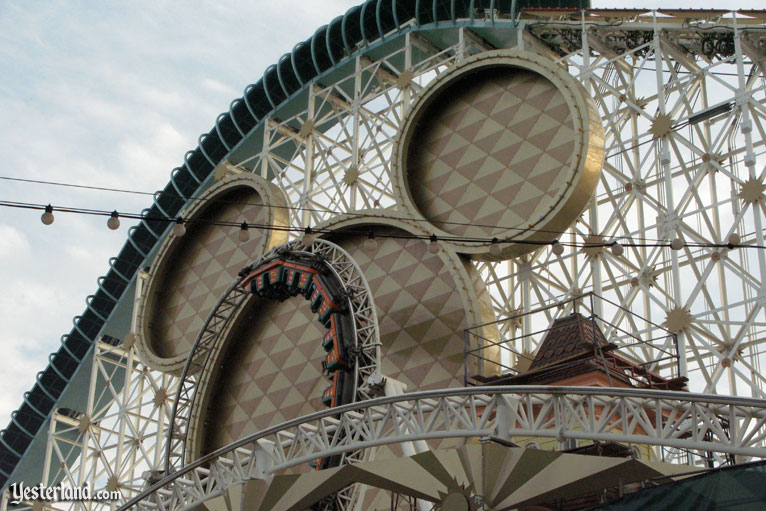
xmin=482 ymin=312 xmax=687 ymax=391
xmin=528 ymin=313 xmax=609 ymax=371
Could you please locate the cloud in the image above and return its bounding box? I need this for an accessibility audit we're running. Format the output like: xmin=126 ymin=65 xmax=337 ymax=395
xmin=0 ymin=225 xmax=29 ymax=259
xmin=0 ymin=338 xmax=46 ymax=426
xmin=0 ymin=0 xmax=359 ymax=430
xmin=200 ymin=78 xmax=240 ymax=98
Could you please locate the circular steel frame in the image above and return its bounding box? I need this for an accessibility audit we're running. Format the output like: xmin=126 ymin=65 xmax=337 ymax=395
xmin=134 ymin=172 xmax=289 ymax=373
xmin=165 ymin=238 xmax=380 ymax=473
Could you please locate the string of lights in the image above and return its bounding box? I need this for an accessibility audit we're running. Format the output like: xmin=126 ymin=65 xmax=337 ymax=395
xmin=2 ymin=174 xmax=583 ymax=238
xmin=3 ymin=79 xmax=753 ymax=245
xmin=0 ymin=174 xmax=696 ymax=245
xmin=2 ymin=199 xmax=761 ymax=255
xmin=0 ymin=76 xmax=754 ymax=254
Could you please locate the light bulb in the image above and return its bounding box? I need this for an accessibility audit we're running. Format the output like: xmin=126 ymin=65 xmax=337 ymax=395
xmin=551 ymin=240 xmax=565 ymax=256
xmin=670 ymin=238 xmax=684 ymax=251
xmin=728 ymin=232 xmax=741 ymax=247
xmin=364 ymin=232 xmax=378 ymax=251
xmin=611 ymin=241 xmax=624 ymax=256
xmin=172 ymin=218 xmax=186 ymax=237
xmin=428 ymin=234 xmax=439 ymax=254
xmin=107 ymin=211 xmax=120 ymax=230
xmin=41 ymin=204 xmax=54 ymax=225
xmin=302 ymin=227 xmax=316 ymax=247
xmin=489 ymin=237 xmax=502 ymax=257
xmin=238 ymin=222 xmax=250 ymax=243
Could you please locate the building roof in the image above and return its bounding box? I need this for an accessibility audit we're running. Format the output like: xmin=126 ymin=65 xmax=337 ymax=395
xmin=528 ymin=312 xmax=609 ymax=371
xmin=484 ymin=312 xmax=687 ymax=391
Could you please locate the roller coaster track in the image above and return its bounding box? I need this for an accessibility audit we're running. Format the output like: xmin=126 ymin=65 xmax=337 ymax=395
xmin=127 ymin=385 xmax=766 ymax=511
xmin=165 ymin=238 xmax=381 ymax=475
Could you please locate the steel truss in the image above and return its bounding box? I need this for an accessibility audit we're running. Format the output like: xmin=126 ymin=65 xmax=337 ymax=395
xmin=237 ymin=15 xmax=766 ymax=400
xmin=0 ymin=340 xmax=177 ymax=511
xmin=7 ymin=10 xmax=766 ymax=511
xmin=494 ymin=15 xmax=766 ymax=401
xmin=120 ymin=385 xmax=766 ymax=511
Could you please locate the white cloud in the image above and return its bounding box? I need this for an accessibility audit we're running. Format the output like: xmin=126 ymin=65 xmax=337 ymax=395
xmin=0 ymin=0 xmax=360 ymax=431
xmin=0 ymin=339 xmax=46 ymax=424
xmin=200 ymin=78 xmax=239 ymax=98
xmin=0 ymin=225 xmax=29 ymax=259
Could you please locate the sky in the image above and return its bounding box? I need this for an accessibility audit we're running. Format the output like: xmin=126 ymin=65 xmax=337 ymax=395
xmin=0 ymin=0 xmax=763 ymax=433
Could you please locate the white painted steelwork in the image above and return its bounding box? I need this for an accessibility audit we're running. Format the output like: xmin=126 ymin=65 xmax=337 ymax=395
xmin=236 ymin=14 xmax=766 ymax=400
xmin=121 ymin=386 xmax=766 ymax=511
xmin=19 ymin=340 xmax=177 ymax=511
xmin=7 ymin=9 xmax=766 ymax=511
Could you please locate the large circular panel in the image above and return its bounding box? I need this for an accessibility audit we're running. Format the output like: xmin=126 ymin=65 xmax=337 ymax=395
xmin=200 ymin=296 xmax=329 ymax=454
xmin=394 ymin=50 xmax=604 ymax=259
xmin=133 ymin=172 xmax=289 ymax=373
xmin=191 ymin=215 xmax=499 ymax=457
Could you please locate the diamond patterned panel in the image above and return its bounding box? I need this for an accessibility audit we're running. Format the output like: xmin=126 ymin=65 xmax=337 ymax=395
xmin=205 ymin=297 xmax=328 ymax=450
xmin=204 ymin=233 xmax=471 ymax=451
xmin=149 ymin=187 xmax=270 ymax=358
xmin=407 ymin=68 xmax=576 ymax=239
xmin=344 ymin=233 xmax=468 ymax=392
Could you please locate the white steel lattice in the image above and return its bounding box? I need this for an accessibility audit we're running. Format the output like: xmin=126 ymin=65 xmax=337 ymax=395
xmin=489 ymin=18 xmax=766 ymax=399
xmin=119 ymin=386 xmax=766 ymax=511
xmin=0 ymin=341 xmax=178 ymax=511
xmin=8 ymin=11 xmax=766 ymax=511
xmin=237 ymin=20 xmax=766 ymax=399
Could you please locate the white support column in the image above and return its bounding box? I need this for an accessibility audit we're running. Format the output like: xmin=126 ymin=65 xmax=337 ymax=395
xmin=260 ymin=122 xmax=270 ymax=179
xmin=582 ymin=18 xmax=603 ymax=319
xmin=654 ymin=12 xmax=687 ymax=379
xmin=382 ymin=376 xmax=429 ymax=511
xmin=252 ymin=440 xmax=275 ymax=482
xmin=403 ymin=32 xmax=412 ymax=116
xmin=494 ymin=396 xmax=519 ymax=443
xmin=734 ymin=16 xmax=766 ymax=291
xmin=351 ymin=56 xmax=362 ymax=211
xmin=41 ymin=405 xmax=58 ymax=487
xmin=300 ymin=86 xmax=316 ymax=229
xmin=522 ymin=268 xmax=531 ymax=354
xmin=78 ymin=342 xmax=102 ymax=507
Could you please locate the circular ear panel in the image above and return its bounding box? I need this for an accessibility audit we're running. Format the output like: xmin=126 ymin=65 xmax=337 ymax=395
xmin=133 ymin=173 xmax=289 ymax=373
xmin=394 ymin=50 xmax=604 ymax=259
xmin=196 ymin=295 xmax=329 ymax=456
xmin=192 ymin=216 xmax=499 ymax=457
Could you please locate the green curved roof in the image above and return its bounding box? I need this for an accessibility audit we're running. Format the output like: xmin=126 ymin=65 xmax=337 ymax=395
xmin=0 ymin=0 xmax=589 ymax=489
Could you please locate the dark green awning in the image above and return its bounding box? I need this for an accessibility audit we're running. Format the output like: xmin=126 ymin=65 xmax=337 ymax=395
xmin=594 ymin=461 xmax=766 ymax=511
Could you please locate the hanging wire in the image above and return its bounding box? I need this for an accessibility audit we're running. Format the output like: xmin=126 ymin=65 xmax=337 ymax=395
xmin=3 ymin=199 xmax=763 ymax=251
xmin=0 ymin=175 xmax=685 ymax=244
